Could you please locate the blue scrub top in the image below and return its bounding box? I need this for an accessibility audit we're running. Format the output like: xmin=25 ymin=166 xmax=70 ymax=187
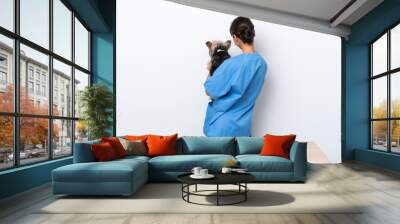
xmin=203 ymin=52 xmax=267 ymax=137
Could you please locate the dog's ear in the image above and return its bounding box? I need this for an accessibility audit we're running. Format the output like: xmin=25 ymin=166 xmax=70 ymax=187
xmin=224 ymin=40 xmax=231 ymax=49
xmin=206 ymin=41 xmax=213 ymax=49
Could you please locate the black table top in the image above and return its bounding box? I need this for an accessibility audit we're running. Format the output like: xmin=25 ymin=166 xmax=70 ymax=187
xmin=177 ymin=172 xmax=255 ymax=185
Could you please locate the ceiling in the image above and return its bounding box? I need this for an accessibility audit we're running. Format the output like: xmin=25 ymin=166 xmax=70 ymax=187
xmin=166 ymin=0 xmax=384 ymax=38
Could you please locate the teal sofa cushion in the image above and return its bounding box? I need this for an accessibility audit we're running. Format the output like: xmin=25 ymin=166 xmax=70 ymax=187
xmin=178 ymin=136 xmax=235 ymax=155
xmin=236 ymin=137 xmax=263 ymax=155
xmin=53 ymin=159 xmax=147 ymax=183
xmin=236 ymin=155 xmax=293 ymax=172
xmin=149 ymin=154 xmax=235 ymax=172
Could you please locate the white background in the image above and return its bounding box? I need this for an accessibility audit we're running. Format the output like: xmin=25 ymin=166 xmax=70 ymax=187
xmin=116 ymin=0 xmax=342 ymax=163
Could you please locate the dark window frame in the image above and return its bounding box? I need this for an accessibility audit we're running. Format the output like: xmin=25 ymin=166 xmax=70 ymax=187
xmin=370 ymin=21 xmax=400 ymax=154
xmin=0 ymin=0 xmax=91 ymax=171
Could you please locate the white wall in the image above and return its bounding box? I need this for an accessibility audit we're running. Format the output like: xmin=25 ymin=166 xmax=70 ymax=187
xmin=117 ymin=0 xmax=342 ymax=163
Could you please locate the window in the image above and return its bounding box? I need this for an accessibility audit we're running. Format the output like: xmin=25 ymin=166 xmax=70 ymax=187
xmin=28 ymin=81 xmax=34 ymax=94
xmin=0 ymin=34 xmax=14 ymax=113
xmin=74 ymin=69 xmax=89 ymax=118
xmin=53 ymin=119 xmax=72 ymax=158
xmin=75 ymin=18 xmax=89 ymax=70
xmin=53 ymin=59 xmax=72 ymax=117
xmin=0 ymin=71 xmax=6 ymax=84
xmin=0 ymin=116 xmax=13 ymax=170
xmin=53 ymin=0 xmax=72 ymax=60
xmin=28 ymin=67 xmax=34 ymax=80
xmin=42 ymin=85 xmax=46 ymax=97
xmin=35 ymin=84 xmax=40 ymax=95
xmin=0 ymin=1 xmax=91 ymax=170
xmin=20 ymin=0 xmax=49 ymax=49
xmin=0 ymin=0 xmax=13 ymax=32
xmin=0 ymin=55 xmax=7 ymax=67
xmin=35 ymin=70 xmax=40 ymax=81
xmin=371 ymin=23 xmax=400 ymax=153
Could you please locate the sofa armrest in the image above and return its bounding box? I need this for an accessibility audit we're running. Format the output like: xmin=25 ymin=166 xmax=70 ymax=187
xmin=289 ymin=141 xmax=307 ymax=181
xmin=73 ymin=140 xmax=100 ymax=163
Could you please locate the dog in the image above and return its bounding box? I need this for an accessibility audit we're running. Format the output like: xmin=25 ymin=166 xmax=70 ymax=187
xmin=206 ymin=40 xmax=231 ymax=76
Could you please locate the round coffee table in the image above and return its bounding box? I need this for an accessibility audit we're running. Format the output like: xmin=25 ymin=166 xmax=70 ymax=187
xmin=177 ymin=173 xmax=255 ymax=206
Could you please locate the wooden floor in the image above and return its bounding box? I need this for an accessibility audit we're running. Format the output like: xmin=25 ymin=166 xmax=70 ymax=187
xmin=1 ymin=162 xmax=400 ymax=224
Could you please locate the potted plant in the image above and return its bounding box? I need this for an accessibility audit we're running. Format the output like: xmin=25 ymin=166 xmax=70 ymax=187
xmin=79 ymin=84 xmax=113 ymax=140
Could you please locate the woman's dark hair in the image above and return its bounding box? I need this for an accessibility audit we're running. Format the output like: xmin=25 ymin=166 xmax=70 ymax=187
xmin=230 ymin=17 xmax=255 ymax=44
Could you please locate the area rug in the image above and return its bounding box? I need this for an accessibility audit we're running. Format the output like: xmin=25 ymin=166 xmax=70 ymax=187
xmin=37 ymin=183 xmax=361 ymax=214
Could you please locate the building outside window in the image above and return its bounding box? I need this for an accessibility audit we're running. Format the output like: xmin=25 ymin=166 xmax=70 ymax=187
xmin=0 ymin=54 xmax=8 ymax=91
xmin=0 ymin=0 xmax=91 ymax=170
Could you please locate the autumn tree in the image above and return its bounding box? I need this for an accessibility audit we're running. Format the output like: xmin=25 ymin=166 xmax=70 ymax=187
xmin=372 ymin=99 xmax=400 ymax=144
xmin=0 ymin=84 xmax=60 ymax=153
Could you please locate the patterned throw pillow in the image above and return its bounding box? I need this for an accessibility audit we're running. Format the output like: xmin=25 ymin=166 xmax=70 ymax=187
xmin=118 ymin=138 xmax=147 ymax=156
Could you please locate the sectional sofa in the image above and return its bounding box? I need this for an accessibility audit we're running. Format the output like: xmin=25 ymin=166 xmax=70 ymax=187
xmin=52 ymin=136 xmax=307 ymax=196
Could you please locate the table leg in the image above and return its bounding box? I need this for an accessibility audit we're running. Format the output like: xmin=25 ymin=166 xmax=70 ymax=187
xmin=195 ymin=184 xmax=198 ymax=192
xmin=217 ymin=184 xmax=219 ymax=206
xmin=187 ymin=184 xmax=190 ymax=202
xmin=245 ymin=183 xmax=247 ymax=201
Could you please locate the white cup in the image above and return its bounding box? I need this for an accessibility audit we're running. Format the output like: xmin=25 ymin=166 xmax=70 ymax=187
xmin=200 ymin=169 xmax=208 ymax=176
xmin=191 ymin=167 xmax=202 ymax=176
xmin=221 ymin=167 xmax=232 ymax=174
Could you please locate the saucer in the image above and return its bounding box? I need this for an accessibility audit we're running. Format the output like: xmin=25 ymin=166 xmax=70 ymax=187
xmin=190 ymin=174 xmax=215 ymax=179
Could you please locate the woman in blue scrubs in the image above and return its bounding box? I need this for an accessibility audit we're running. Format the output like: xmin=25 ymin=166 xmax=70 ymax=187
xmin=204 ymin=17 xmax=267 ymax=137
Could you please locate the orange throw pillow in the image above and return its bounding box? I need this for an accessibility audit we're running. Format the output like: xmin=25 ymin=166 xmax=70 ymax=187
xmin=146 ymin=134 xmax=178 ymax=157
xmin=260 ymin=134 xmax=296 ymax=159
xmin=101 ymin=137 xmax=127 ymax=158
xmin=124 ymin=135 xmax=149 ymax=141
xmin=91 ymin=142 xmax=117 ymax=161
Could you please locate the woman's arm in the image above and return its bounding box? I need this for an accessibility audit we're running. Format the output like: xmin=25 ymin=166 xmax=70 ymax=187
xmin=204 ymin=62 xmax=232 ymax=99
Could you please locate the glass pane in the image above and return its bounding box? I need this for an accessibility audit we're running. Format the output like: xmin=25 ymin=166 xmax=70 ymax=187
xmin=20 ymin=44 xmax=49 ymax=115
xmin=392 ymin=72 xmax=400 ymax=118
xmin=391 ymin=120 xmax=400 ymax=153
xmin=53 ymin=59 xmax=72 ymax=117
xmin=75 ymin=18 xmax=89 ymax=69
xmin=392 ymin=24 xmax=400 ymax=70
xmin=20 ymin=0 xmax=49 ymax=49
xmin=372 ymin=77 xmax=387 ymax=119
xmin=20 ymin=117 xmax=49 ymax=165
xmin=0 ymin=116 xmax=13 ymax=170
xmin=75 ymin=120 xmax=88 ymax=143
xmin=0 ymin=0 xmax=13 ymax=31
xmin=74 ymin=69 xmax=89 ymax=118
xmin=53 ymin=119 xmax=72 ymax=157
xmin=53 ymin=0 xmax=72 ymax=60
xmin=0 ymin=34 xmax=14 ymax=112
xmin=372 ymin=33 xmax=387 ymax=76
xmin=372 ymin=121 xmax=388 ymax=151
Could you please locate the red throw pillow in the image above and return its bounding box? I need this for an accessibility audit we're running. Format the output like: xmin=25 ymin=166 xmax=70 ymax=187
xmin=91 ymin=142 xmax=117 ymax=161
xmin=260 ymin=134 xmax=296 ymax=159
xmin=101 ymin=137 xmax=127 ymax=158
xmin=146 ymin=134 xmax=178 ymax=157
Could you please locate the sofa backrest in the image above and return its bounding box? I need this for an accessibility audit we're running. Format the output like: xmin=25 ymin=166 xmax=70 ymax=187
xmin=235 ymin=137 xmax=263 ymax=155
xmin=73 ymin=139 xmax=100 ymax=163
xmin=177 ymin=136 xmax=236 ymax=155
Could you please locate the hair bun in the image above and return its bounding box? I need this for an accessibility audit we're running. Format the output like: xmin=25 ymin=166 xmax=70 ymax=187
xmin=230 ymin=17 xmax=255 ymax=44
xmin=238 ymin=25 xmax=254 ymax=43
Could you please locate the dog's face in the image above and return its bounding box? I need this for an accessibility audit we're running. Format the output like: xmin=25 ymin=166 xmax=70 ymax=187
xmin=206 ymin=40 xmax=231 ymax=57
